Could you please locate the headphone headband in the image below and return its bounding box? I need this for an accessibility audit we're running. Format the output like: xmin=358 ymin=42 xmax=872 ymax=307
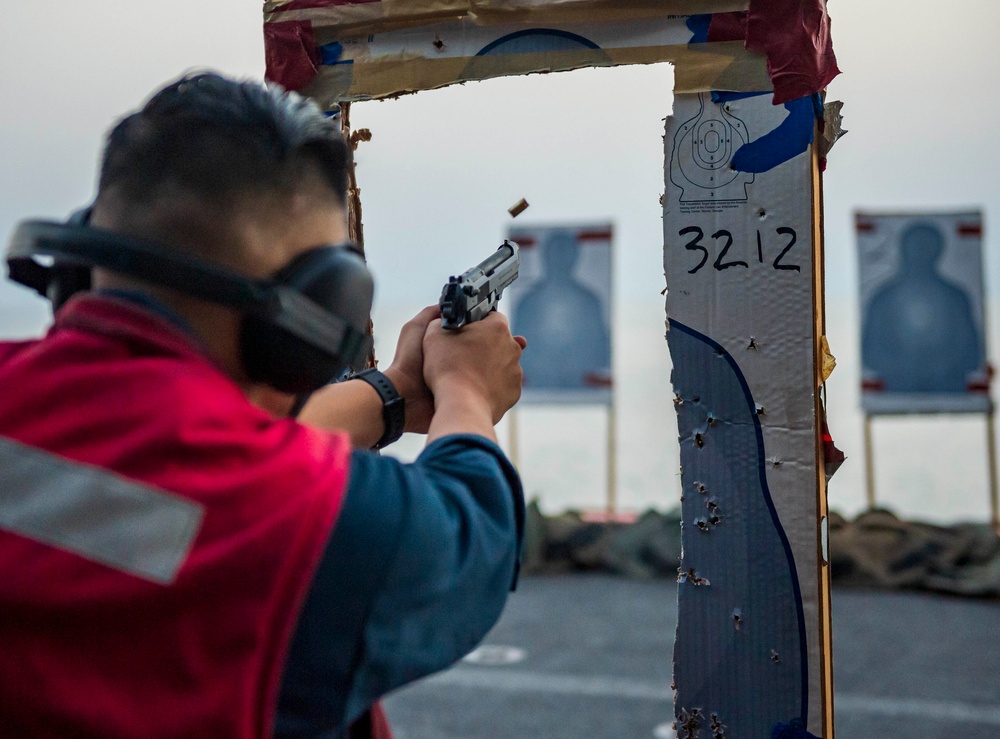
xmin=8 ymin=220 xmax=271 ymax=309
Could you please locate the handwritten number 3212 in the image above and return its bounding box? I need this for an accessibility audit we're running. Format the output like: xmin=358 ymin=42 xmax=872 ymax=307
xmin=679 ymin=226 xmax=801 ymax=274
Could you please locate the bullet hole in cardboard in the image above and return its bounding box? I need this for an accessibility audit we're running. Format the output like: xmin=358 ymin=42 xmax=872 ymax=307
xmin=677 ymin=708 xmax=705 ymax=739
xmin=695 ymin=517 xmax=710 ymax=532
xmin=674 ymin=393 xmax=684 ymax=406
xmin=711 ymin=713 xmax=727 ymax=738
xmin=694 ymin=432 xmax=705 ymax=448
xmin=768 ymin=457 xmax=783 ymax=467
xmin=755 ymin=403 xmax=766 ymax=416
xmin=706 ymin=414 xmax=717 ymax=426
xmin=694 ymin=481 xmax=707 ymax=494
xmin=692 ymin=395 xmax=701 ymax=403
xmin=661 ymin=286 xmax=668 ymax=296
xmin=748 ymin=337 xmax=759 ymax=351
xmin=677 ymin=568 xmax=710 ymax=586
xmin=659 ymin=193 xmax=665 ymax=206
xmin=432 ymin=34 xmax=445 ymax=50
xmin=732 ymin=608 xmax=742 ymax=631
xmin=702 ymin=498 xmax=722 ymax=527
xmin=757 ymin=208 xmax=767 ymax=220
xmin=771 ymin=649 xmax=781 ymax=664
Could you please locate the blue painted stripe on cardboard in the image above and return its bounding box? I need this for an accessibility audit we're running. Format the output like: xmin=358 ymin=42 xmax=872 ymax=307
xmin=669 ymin=319 xmax=808 ymax=735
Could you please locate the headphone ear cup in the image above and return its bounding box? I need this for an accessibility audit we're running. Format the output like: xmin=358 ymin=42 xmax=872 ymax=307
xmin=48 ymin=207 xmax=95 ymax=308
xmin=240 ymin=247 xmax=374 ymax=394
xmin=241 ymin=320 xmax=348 ymax=394
xmin=6 ymin=207 xmax=96 ymax=310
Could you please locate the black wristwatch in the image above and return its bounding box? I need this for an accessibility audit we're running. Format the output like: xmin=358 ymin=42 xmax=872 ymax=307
xmin=354 ymin=368 xmax=405 ymax=450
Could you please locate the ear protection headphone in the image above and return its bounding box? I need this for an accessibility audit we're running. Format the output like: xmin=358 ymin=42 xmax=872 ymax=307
xmin=5 ymin=210 xmax=374 ymax=394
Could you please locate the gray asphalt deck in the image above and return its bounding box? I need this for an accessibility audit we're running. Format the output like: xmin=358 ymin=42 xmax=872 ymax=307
xmin=383 ymin=574 xmax=1000 ymax=738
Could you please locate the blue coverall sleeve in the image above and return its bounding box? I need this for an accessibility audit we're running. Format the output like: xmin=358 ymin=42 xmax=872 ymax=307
xmin=274 ymin=434 xmax=524 ymax=738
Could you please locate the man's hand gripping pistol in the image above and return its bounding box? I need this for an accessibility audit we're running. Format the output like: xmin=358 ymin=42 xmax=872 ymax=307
xmin=438 ymin=241 xmax=520 ymax=330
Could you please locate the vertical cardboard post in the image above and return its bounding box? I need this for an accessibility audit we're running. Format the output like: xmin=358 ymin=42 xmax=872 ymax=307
xmin=339 ymin=102 xmax=378 ymax=369
xmin=664 ymin=92 xmax=834 ymax=737
xmin=811 ymin=135 xmax=836 ymax=739
xmin=339 ymin=102 xmax=366 ymax=251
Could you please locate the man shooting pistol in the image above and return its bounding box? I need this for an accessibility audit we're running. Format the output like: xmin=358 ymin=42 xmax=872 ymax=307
xmin=0 ymin=73 xmax=528 ymax=739
xmin=439 ymin=241 xmax=520 ymax=330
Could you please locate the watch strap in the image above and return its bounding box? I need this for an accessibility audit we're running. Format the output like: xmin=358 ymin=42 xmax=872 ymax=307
xmin=354 ymin=368 xmax=405 ymax=449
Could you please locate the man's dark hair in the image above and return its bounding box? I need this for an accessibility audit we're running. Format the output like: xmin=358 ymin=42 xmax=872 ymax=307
xmin=97 ymin=73 xmax=350 ymax=207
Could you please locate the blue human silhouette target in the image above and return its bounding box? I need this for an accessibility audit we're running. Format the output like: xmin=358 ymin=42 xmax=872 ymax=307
xmin=857 ymin=211 xmax=991 ymax=414
xmin=506 ymin=224 xmax=613 ymax=405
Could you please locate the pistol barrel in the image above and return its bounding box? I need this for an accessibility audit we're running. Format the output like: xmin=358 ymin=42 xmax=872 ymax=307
xmin=475 ymin=241 xmax=516 ymax=277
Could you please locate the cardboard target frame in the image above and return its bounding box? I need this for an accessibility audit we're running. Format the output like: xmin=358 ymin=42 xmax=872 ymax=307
xmin=264 ymin=1 xmax=841 ymax=736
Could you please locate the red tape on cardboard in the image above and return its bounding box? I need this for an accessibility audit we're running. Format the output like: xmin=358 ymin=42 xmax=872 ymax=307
xmin=709 ymin=0 xmax=840 ymax=104
xmin=265 ymin=20 xmax=320 ymax=92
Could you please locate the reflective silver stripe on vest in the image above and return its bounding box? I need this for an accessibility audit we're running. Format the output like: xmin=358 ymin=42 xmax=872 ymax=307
xmin=0 ymin=436 xmax=204 ymax=584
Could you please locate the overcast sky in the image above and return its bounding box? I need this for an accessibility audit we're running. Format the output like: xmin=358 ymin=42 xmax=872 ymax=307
xmin=4 ymin=2 xmax=999 ymax=304
xmin=3 ymin=1 xmax=1000 ymax=519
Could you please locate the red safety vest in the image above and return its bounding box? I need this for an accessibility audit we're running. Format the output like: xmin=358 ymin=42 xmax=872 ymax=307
xmin=0 ymin=295 xmax=356 ymax=738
